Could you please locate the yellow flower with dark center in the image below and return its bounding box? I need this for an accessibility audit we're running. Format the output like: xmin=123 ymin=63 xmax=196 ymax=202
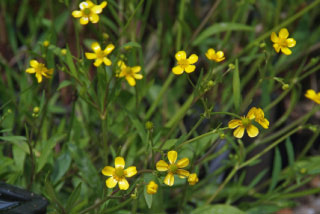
xmin=156 ymin=150 xmax=190 ymax=186
xmin=116 ymin=60 xmax=143 ymax=86
xmin=305 ymin=89 xmax=320 ymax=104
xmin=85 ymin=42 xmax=114 ymax=67
xmin=146 ymin=181 xmax=158 ymax=195
xmin=205 ymin=48 xmax=225 ymax=62
xmin=72 ymin=1 xmax=107 ymax=25
xmin=25 ymin=60 xmax=53 ymax=83
xmin=188 ymin=173 xmax=199 ymax=186
xmin=271 ymin=28 xmax=296 ymax=55
xmin=228 ymin=107 xmax=269 ymax=138
xmin=172 ymin=51 xmax=198 ymax=75
xmin=101 ymin=157 xmax=137 ymax=190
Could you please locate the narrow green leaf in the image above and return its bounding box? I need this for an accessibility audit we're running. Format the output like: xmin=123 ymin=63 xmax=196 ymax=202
xmin=143 ymin=173 xmax=153 ymax=209
xmin=66 ymin=46 xmax=77 ymax=78
xmin=66 ymin=183 xmax=82 ymax=212
xmin=57 ymin=80 xmax=72 ymax=90
xmin=233 ymin=59 xmax=241 ymax=113
xmin=285 ymin=137 xmax=295 ymax=166
xmin=248 ymin=169 xmax=268 ymax=189
xmin=269 ymin=147 xmax=282 ymax=192
xmin=12 ymin=145 xmax=26 ymax=173
xmin=191 ymin=204 xmax=246 ymax=214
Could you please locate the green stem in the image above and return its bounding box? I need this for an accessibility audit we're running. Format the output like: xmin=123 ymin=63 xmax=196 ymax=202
xmin=104 ymin=198 xmax=133 ymax=213
xmin=280 ymin=187 xmax=320 ymax=199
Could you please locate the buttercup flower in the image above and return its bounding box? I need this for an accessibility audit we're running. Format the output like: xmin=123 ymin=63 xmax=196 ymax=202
xmin=101 ymin=157 xmax=137 ymax=190
xmin=85 ymin=42 xmax=114 ymax=67
xmin=271 ymin=28 xmax=296 ymax=55
xmin=205 ymin=48 xmax=225 ymax=62
xmin=188 ymin=173 xmax=199 ymax=186
xmin=305 ymin=89 xmax=320 ymax=104
xmin=156 ymin=150 xmax=190 ymax=186
xmin=25 ymin=60 xmax=53 ymax=83
xmin=116 ymin=60 xmax=143 ymax=86
xmin=146 ymin=181 xmax=158 ymax=195
xmin=228 ymin=107 xmax=269 ymax=138
xmin=72 ymin=1 xmax=107 ymax=25
xmin=172 ymin=51 xmax=198 ymax=75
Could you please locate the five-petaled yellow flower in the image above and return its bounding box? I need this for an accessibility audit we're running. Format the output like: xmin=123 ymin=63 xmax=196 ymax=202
xmin=228 ymin=107 xmax=269 ymax=138
xmin=85 ymin=42 xmax=114 ymax=67
xmin=271 ymin=28 xmax=296 ymax=55
xmin=156 ymin=150 xmax=190 ymax=186
xmin=25 ymin=60 xmax=53 ymax=83
xmin=172 ymin=51 xmax=198 ymax=75
xmin=101 ymin=157 xmax=137 ymax=190
xmin=188 ymin=173 xmax=199 ymax=186
xmin=116 ymin=60 xmax=143 ymax=86
xmin=305 ymin=89 xmax=320 ymax=104
xmin=72 ymin=1 xmax=107 ymax=25
xmin=205 ymin=48 xmax=225 ymax=62
xmin=146 ymin=181 xmax=158 ymax=195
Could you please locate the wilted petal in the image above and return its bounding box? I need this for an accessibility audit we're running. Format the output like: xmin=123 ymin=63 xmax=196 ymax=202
xmin=175 ymin=51 xmax=186 ymax=61
xmin=118 ymin=178 xmax=129 ymax=190
xmin=102 ymin=166 xmax=115 ymax=176
xmin=156 ymin=160 xmax=168 ymax=171
xmin=176 ymin=158 xmax=189 ymax=168
xmin=168 ymin=150 xmax=177 ymax=164
xmin=164 ymin=172 xmax=174 ymax=186
xmin=106 ymin=177 xmax=117 ymax=188
xmin=124 ymin=166 xmax=137 ymax=177
xmin=115 ymin=157 xmax=125 ymax=169
xmin=247 ymin=124 xmax=259 ymax=138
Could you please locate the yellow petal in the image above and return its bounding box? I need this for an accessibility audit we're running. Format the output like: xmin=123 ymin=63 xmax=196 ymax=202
xmin=26 ymin=68 xmax=35 ymax=73
xmin=102 ymin=166 xmax=115 ymax=176
xmin=104 ymin=44 xmax=115 ymax=55
xmin=164 ymin=172 xmax=174 ymax=186
xmin=126 ymin=76 xmax=136 ymax=86
xmin=134 ymin=74 xmax=143 ymax=80
xmin=115 ymin=157 xmax=125 ymax=169
xmin=228 ymin=119 xmax=242 ymax=129
xmin=206 ymin=48 xmax=215 ymax=59
xmin=187 ymin=54 xmax=198 ymax=64
xmin=258 ymin=118 xmax=269 ymax=129
xmin=124 ymin=166 xmax=137 ymax=178
xmin=286 ymin=38 xmax=296 ymax=48
xmin=176 ymin=158 xmax=189 ymax=168
xmin=94 ymin=58 xmax=103 ymax=67
xmin=79 ymin=1 xmax=89 ymax=10
xmin=118 ymin=178 xmax=129 ymax=190
xmin=172 ymin=66 xmax=184 ymax=75
xmin=188 ymin=173 xmax=199 ymax=185
xmin=176 ymin=169 xmax=190 ymax=178
xmin=233 ymin=126 xmax=245 ymax=138
xmin=30 ymin=60 xmax=38 ymax=68
xmin=91 ymin=4 xmax=106 ymax=14
xmin=147 ymin=181 xmax=158 ymax=194
xmin=175 ymin=51 xmax=186 ymax=61
xmin=91 ymin=42 xmax=101 ymax=52
xmin=35 ymin=73 xmax=42 ymax=83
xmin=80 ymin=17 xmax=89 ymax=25
xmin=216 ymin=51 xmax=225 ymax=61
xmin=103 ymin=58 xmax=112 ymax=66
xmin=185 ymin=65 xmax=196 ymax=73
xmin=279 ymin=28 xmax=289 ymax=39
xmin=273 ymin=44 xmax=281 ymax=53
xmin=132 ymin=66 xmax=141 ymax=73
xmin=270 ymin=32 xmax=279 ymax=43
xmin=247 ymin=124 xmax=259 ymax=138
xmin=156 ymin=160 xmax=169 ymax=171
xmin=85 ymin=52 xmax=97 ymax=59
xmin=72 ymin=10 xmax=82 ymax=18
xmin=281 ymin=47 xmax=292 ymax=55
xmin=247 ymin=107 xmax=257 ymax=120
xmin=106 ymin=177 xmax=117 ymax=188
xmin=89 ymin=13 xmax=99 ymax=23
xmin=167 ymin=150 xmax=177 ymax=164
xmin=305 ymin=89 xmax=316 ymax=100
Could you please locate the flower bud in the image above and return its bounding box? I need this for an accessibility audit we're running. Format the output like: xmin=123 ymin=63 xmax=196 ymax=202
xmin=188 ymin=173 xmax=199 ymax=186
xmin=147 ymin=181 xmax=158 ymax=194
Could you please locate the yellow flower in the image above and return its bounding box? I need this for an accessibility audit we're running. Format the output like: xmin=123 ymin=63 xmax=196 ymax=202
xmin=25 ymin=60 xmax=53 ymax=83
xmin=43 ymin=40 xmax=50 ymax=47
xmin=156 ymin=150 xmax=190 ymax=186
xmin=146 ymin=181 xmax=158 ymax=195
xmin=61 ymin=49 xmax=67 ymax=56
xmin=85 ymin=42 xmax=114 ymax=67
xmin=305 ymin=89 xmax=320 ymax=104
xmin=72 ymin=1 xmax=107 ymax=25
xmin=116 ymin=60 xmax=143 ymax=86
xmin=172 ymin=51 xmax=198 ymax=75
xmin=205 ymin=48 xmax=225 ymax=62
xmin=101 ymin=157 xmax=137 ymax=190
xmin=188 ymin=173 xmax=199 ymax=186
xmin=271 ymin=28 xmax=296 ymax=55
xmin=228 ymin=107 xmax=269 ymax=138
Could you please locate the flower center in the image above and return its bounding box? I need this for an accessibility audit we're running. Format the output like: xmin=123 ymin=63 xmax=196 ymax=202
xmin=241 ymin=117 xmax=251 ymax=127
xmin=278 ymin=38 xmax=288 ymax=47
xmin=83 ymin=8 xmax=91 ymax=15
xmin=178 ymin=59 xmax=189 ymax=69
xmin=169 ymin=164 xmax=178 ymax=173
xmin=115 ymin=168 xmax=125 ymax=178
xmin=37 ymin=63 xmax=45 ymax=73
xmin=96 ymin=50 xmax=106 ymax=59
